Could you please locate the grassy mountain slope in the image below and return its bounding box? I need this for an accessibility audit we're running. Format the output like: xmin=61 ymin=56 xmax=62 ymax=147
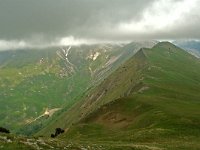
xmin=36 ymin=47 xmax=147 ymax=135
xmin=0 ymin=42 xmax=155 ymax=134
xmin=37 ymin=42 xmax=200 ymax=149
xmin=0 ymin=48 xmax=69 ymax=132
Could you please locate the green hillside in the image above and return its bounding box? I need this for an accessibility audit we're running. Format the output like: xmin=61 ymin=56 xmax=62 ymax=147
xmin=0 ymin=42 xmax=155 ymax=135
xmin=37 ymin=42 xmax=200 ymax=149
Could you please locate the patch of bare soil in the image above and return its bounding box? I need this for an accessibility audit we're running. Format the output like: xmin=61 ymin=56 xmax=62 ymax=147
xmin=95 ymin=111 xmax=133 ymax=128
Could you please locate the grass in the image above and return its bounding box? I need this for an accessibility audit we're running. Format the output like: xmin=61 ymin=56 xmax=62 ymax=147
xmin=3 ymin=41 xmax=199 ymax=149
xmin=36 ymin=42 xmax=200 ymax=149
xmin=0 ymin=43 xmax=147 ymax=135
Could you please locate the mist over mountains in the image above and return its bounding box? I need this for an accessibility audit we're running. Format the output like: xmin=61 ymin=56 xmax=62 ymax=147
xmin=0 ymin=0 xmax=200 ymax=51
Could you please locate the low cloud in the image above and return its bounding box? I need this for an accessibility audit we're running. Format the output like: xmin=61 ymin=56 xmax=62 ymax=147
xmin=0 ymin=36 xmax=129 ymax=51
xmin=0 ymin=0 xmax=199 ymax=50
xmin=0 ymin=40 xmax=28 ymax=51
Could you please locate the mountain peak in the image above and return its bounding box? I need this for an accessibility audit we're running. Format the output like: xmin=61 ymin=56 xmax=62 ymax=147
xmin=153 ymin=41 xmax=177 ymax=49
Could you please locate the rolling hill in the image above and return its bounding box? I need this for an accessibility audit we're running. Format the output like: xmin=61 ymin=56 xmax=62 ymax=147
xmin=36 ymin=42 xmax=200 ymax=149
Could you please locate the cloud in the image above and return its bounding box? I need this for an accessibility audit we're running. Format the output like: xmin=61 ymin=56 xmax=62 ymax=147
xmin=0 ymin=0 xmax=199 ymax=50
xmin=0 ymin=37 xmax=88 ymax=50
xmin=115 ymin=0 xmax=200 ymax=40
xmin=0 ymin=36 xmax=128 ymax=51
xmin=0 ymin=40 xmax=27 ymax=51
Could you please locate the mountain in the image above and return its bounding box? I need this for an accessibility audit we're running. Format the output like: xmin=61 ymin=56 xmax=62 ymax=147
xmin=173 ymin=40 xmax=200 ymax=58
xmin=36 ymin=42 xmax=200 ymax=149
xmin=0 ymin=41 xmax=156 ymax=135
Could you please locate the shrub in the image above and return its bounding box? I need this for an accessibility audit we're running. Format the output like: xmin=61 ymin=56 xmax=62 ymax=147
xmin=50 ymin=128 xmax=64 ymax=138
xmin=0 ymin=127 xmax=10 ymax=134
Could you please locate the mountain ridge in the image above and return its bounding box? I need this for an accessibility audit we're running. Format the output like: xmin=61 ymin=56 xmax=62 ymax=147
xmin=34 ymin=42 xmax=200 ymax=149
xmin=0 ymin=41 xmax=156 ymax=135
xmin=1 ymin=42 xmax=200 ymax=149
xmin=35 ymin=42 xmax=181 ymax=135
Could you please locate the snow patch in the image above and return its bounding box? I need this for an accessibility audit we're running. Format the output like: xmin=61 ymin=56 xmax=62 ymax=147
xmin=88 ymin=52 xmax=101 ymax=61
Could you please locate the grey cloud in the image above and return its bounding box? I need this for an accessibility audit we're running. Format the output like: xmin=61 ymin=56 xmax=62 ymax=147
xmin=0 ymin=0 xmax=154 ymax=40
xmin=0 ymin=0 xmax=199 ymax=49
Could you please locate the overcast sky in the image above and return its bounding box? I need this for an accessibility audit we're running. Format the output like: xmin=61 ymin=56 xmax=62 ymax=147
xmin=0 ymin=0 xmax=199 ymax=50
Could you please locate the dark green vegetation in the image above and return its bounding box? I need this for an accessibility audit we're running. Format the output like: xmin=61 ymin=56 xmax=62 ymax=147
xmin=36 ymin=42 xmax=200 ymax=149
xmin=0 ymin=42 xmax=155 ymax=135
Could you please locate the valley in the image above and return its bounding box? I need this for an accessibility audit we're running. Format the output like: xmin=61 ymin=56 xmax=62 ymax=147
xmin=0 ymin=42 xmax=155 ymax=135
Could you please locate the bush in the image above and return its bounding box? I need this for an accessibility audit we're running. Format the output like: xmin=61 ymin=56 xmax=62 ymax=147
xmin=0 ymin=127 xmax=10 ymax=134
xmin=51 ymin=128 xmax=64 ymax=138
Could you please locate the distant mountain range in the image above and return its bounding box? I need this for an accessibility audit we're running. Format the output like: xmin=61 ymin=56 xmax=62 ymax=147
xmin=173 ymin=40 xmax=200 ymax=58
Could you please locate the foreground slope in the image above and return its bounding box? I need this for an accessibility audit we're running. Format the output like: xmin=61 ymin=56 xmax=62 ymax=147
xmin=37 ymin=42 xmax=200 ymax=149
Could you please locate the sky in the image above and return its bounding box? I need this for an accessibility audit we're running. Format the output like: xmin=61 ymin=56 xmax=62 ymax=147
xmin=0 ymin=0 xmax=199 ymax=50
